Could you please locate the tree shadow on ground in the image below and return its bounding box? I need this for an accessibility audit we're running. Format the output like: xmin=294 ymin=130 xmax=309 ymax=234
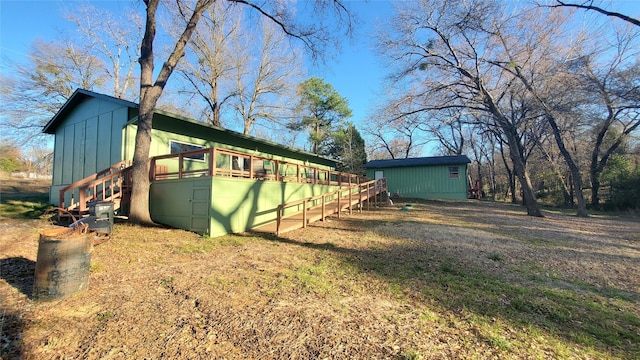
xmin=0 ymin=257 xmax=33 ymax=359
xmin=0 ymin=311 xmax=26 ymax=359
xmin=0 ymin=256 xmax=35 ymax=297
xmin=248 ymin=201 xmax=640 ymax=358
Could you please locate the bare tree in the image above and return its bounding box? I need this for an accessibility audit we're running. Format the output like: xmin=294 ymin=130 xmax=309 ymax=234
xmin=129 ymin=0 xmax=354 ymax=224
xmin=232 ymin=19 xmax=304 ymax=135
xmin=425 ymin=108 xmax=469 ymax=156
xmin=65 ymin=4 xmax=143 ymax=100
xmin=571 ymin=30 xmax=640 ymax=207
xmin=365 ymin=103 xmax=428 ymax=159
xmin=177 ymin=1 xmax=240 ymax=126
xmin=1 ymin=2 xmax=143 ymax=147
xmin=474 ymin=125 xmax=500 ymax=199
xmin=486 ymin=6 xmax=596 ymax=216
xmin=376 ymin=0 xmax=545 ymax=216
xmin=0 ymin=39 xmax=106 ymax=144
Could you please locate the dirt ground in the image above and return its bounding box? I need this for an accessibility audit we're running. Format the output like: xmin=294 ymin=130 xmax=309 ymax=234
xmin=1 ymin=198 xmax=639 ymax=359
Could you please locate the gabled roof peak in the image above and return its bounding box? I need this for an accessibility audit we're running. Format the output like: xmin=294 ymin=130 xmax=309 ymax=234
xmin=43 ymin=88 xmax=138 ymax=134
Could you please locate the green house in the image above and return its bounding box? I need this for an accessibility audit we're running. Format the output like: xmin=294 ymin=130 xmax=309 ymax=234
xmin=365 ymin=156 xmax=471 ymax=200
xmin=43 ymin=89 xmax=350 ymax=236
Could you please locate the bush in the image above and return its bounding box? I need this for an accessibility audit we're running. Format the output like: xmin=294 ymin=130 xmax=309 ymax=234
xmin=605 ymin=173 xmax=640 ymax=212
xmin=0 ymin=157 xmax=22 ymax=173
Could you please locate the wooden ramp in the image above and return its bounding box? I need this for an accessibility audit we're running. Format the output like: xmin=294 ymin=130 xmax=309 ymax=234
xmin=252 ymin=178 xmax=387 ymax=236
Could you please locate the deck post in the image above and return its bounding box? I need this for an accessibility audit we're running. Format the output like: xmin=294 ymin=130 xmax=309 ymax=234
xmin=150 ymin=158 xmax=157 ymax=181
xmin=375 ymin=181 xmax=379 ymax=208
xmin=78 ymin=185 xmax=87 ymax=212
xmin=209 ymin=148 xmax=215 ymax=176
xmin=322 ymin=195 xmax=325 ymax=221
xmin=249 ymin=155 xmax=254 ymax=179
xmin=302 ymin=200 xmax=307 ymax=228
xmin=276 ymin=206 xmax=281 ymax=236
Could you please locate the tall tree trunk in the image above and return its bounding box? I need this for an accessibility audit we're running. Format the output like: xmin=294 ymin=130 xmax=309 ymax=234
xmin=505 ymin=132 xmax=543 ymax=217
xmin=212 ymin=78 xmax=221 ymax=127
xmin=313 ymin=122 xmax=320 ymax=154
xmin=546 ymin=115 xmax=588 ymax=216
xmin=508 ymin=66 xmax=588 ymax=217
xmin=498 ymin=133 xmax=516 ymax=203
xmin=129 ymin=0 xmax=212 ymax=224
xmin=129 ymin=92 xmax=160 ymax=225
xmin=482 ymin=86 xmax=542 ymax=215
xmin=590 ymin=176 xmax=600 ymax=209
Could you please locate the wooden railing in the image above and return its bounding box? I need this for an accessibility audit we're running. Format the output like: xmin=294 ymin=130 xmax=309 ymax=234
xmin=58 ymin=161 xmax=132 ymax=217
xmin=274 ymin=178 xmax=387 ymax=235
xmin=149 ymin=147 xmax=366 ymax=186
xmin=57 ymin=145 xmax=374 ymax=225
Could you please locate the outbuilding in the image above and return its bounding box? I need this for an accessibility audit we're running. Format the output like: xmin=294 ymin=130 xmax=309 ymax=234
xmin=365 ymin=155 xmax=471 ymax=200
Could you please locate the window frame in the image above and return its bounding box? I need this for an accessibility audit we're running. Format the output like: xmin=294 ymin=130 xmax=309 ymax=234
xmin=448 ymin=166 xmax=460 ymax=179
xmin=169 ymin=140 xmax=205 ymax=161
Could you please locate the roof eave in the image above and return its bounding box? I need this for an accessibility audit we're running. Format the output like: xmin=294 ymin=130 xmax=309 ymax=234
xmin=43 ymin=88 xmax=138 ymax=134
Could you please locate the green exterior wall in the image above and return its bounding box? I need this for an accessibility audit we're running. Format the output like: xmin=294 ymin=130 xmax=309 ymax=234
xmin=149 ymin=177 xmax=212 ymax=234
xmin=49 ymin=97 xmax=132 ymax=205
xmin=366 ymin=164 xmax=468 ymax=200
xmin=150 ymin=177 xmax=339 ymax=237
xmin=123 ymin=112 xmax=335 ymax=172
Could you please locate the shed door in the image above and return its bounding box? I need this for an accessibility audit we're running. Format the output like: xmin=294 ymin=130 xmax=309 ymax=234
xmin=374 ymin=171 xmax=384 ymax=180
xmin=191 ymin=185 xmax=211 ymax=233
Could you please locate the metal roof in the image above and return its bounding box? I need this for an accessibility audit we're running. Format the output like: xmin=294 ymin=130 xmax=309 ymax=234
xmin=365 ymin=155 xmax=471 ymax=169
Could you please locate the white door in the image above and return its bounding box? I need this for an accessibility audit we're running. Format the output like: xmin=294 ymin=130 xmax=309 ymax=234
xmin=374 ymin=170 xmax=384 ymax=180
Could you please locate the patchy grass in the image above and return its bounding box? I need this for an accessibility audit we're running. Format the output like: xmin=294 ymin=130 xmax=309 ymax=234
xmin=1 ymin=196 xmax=639 ymax=359
xmin=0 ymin=194 xmax=50 ymax=219
xmin=0 ymin=177 xmax=51 ymax=219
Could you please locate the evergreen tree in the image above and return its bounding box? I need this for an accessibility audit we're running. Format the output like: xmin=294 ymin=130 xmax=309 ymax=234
xmin=289 ymin=77 xmax=352 ymax=154
xmin=327 ymin=123 xmax=367 ymax=175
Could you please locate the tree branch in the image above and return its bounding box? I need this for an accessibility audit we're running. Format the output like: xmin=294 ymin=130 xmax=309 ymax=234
xmin=549 ymin=1 xmax=640 ymax=27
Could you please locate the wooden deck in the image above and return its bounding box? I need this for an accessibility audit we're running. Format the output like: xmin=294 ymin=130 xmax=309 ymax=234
xmin=251 ymin=184 xmax=385 ymax=235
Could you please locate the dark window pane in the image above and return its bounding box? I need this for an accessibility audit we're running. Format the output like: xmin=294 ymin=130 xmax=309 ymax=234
xmin=448 ymin=166 xmax=459 ymax=179
xmin=170 ymin=141 xmax=204 ymax=161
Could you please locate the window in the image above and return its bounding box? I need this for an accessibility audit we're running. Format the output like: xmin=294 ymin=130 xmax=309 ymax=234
xmin=170 ymin=140 xmax=204 ymax=161
xmin=448 ymin=166 xmax=459 ymax=179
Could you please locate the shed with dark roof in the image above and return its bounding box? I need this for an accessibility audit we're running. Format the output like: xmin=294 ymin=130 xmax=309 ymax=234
xmin=365 ymin=155 xmax=471 ymax=200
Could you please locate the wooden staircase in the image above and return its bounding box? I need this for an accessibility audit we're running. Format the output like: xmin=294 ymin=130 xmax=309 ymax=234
xmin=58 ymin=161 xmax=132 ymax=223
xmin=252 ymin=178 xmax=387 ymax=236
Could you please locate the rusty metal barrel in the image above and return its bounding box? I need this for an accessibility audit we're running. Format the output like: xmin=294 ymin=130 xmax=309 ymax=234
xmin=33 ymin=227 xmax=93 ymax=301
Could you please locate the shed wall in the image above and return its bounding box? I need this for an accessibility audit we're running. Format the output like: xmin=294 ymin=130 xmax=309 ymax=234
xmin=367 ymin=164 xmax=468 ymax=200
xmin=49 ymin=98 xmax=130 ymax=205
